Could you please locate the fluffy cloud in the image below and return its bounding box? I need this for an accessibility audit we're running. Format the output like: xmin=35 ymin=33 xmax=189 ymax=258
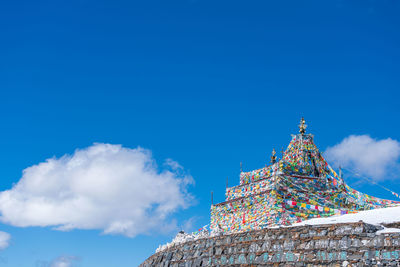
xmin=325 ymin=135 xmax=400 ymax=180
xmin=0 ymin=144 xmax=194 ymax=237
xmin=50 ymin=256 xmax=80 ymax=267
xmin=0 ymin=231 xmax=11 ymax=250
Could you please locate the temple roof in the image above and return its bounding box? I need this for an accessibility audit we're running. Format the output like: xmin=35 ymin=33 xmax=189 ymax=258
xmin=211 ymin=118 xmax=399 ymax=233
xmin=240 ymin=118 xmax=342 ymax=186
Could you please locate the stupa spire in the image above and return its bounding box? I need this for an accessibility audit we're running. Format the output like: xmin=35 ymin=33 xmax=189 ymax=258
xmin=299 ymin=117 xmax=307 ymax=135
xmin=270 ymin=148 xmax=277 ymax=164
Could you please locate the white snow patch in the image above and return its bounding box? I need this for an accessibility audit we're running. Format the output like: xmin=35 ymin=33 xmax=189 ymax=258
xmin=292 ymin=205 xmax=400 ymax=226
xmin=156 ymin=230 xmax=211 ymax=252
xmin=376 ymin=228 xmax=400 ymax=235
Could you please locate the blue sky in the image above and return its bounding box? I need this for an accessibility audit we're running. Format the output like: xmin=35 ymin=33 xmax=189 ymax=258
xmin=0 ymin=0 xmax=400 ymax=266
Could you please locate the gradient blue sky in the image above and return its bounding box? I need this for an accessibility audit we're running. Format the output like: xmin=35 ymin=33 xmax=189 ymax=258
xmin=1 ymin=0 xmax=400 ymax=266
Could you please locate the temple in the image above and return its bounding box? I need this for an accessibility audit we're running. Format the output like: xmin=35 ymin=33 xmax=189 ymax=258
xmin=210 ymin=118 xmax=400 ymax=233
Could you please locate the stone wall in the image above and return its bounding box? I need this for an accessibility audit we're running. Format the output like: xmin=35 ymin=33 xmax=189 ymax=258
xmin=140 ymin=222 xmax=400 ymax=266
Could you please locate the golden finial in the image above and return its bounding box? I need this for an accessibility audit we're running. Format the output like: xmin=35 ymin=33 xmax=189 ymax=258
xmin=299 ymin=117 xmax=307 ymax=134
xmin=270 ymin=148 xmax=277 ymax=164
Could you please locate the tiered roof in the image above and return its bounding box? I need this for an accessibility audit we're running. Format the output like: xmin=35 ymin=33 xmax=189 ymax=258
xmin=210 ymin=119 xmax=399 ymax=233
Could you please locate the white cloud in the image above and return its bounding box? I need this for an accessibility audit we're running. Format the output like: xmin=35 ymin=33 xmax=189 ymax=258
xmin=164 ymin=158 xmax=183 ymax=171
xmin=325 ymin=135 xmax=400 ymax=180
xmin=50 ymin=256 xmax=80 ymax=267
xmin=0 ymin=231 xmax=10 ymax=250
xmin=0 ymin=144 xmax=194 ymax=237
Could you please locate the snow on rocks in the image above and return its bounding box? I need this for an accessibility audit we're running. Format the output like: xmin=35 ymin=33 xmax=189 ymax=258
xmin=156 ymin=230 xmax=210 ymax=253
xmin=155 ymin=205 xmax=400 ymax=253
xmin=292 ymin=205 xmax=400 ymax=226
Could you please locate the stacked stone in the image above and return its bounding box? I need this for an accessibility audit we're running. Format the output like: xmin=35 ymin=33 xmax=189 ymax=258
xmin=140 ymin=222 xmax=400 ymax=266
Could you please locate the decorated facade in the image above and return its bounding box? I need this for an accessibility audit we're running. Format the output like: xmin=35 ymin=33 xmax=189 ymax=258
xmin=210 ymin=118 xmax=400 ymax=233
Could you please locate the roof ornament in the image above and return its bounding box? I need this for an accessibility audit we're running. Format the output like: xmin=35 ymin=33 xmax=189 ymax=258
xmin=299 ymin=117 xmax=307 ymax=135
xmin=270 ymin=148 xmax=277 ymax=164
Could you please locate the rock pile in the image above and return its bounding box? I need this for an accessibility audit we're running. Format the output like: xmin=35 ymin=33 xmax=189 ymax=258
xmin=140 ymin=222 xmax=400 ymax=266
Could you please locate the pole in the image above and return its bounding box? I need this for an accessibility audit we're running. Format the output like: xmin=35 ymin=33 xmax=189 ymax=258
xmin=211 ymin=191 xmax=214 ymax=205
